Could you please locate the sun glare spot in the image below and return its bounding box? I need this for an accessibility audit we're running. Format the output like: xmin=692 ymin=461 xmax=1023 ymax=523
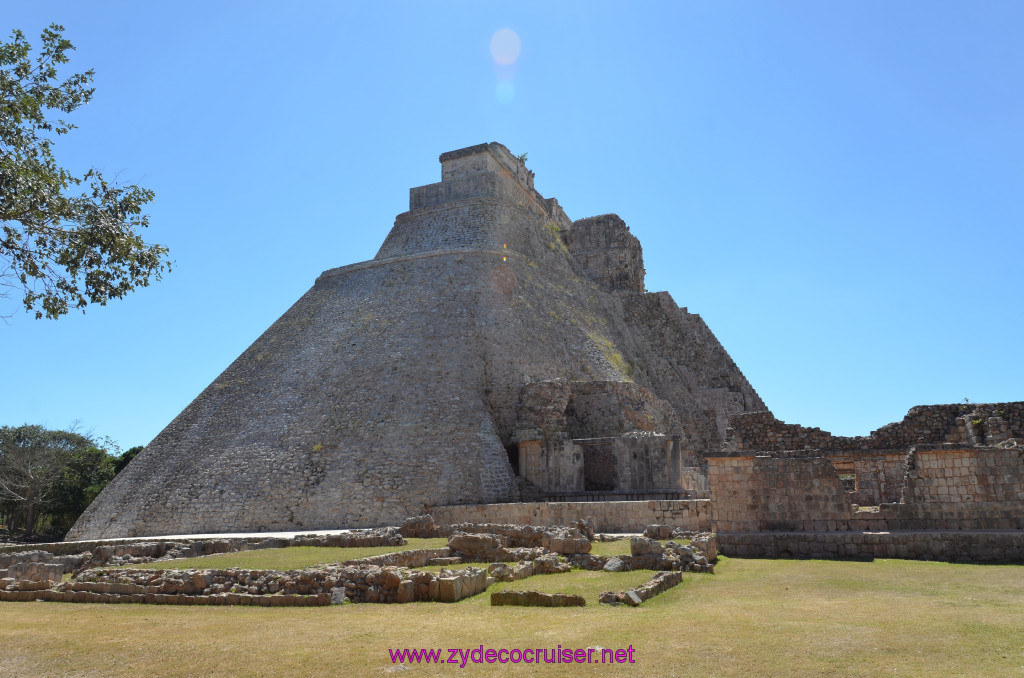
xmin=490 ymin=28 xmax=521 ymax=65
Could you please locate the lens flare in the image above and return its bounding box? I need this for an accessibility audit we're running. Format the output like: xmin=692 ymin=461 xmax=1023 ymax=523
xmin=490 ymin=28 xmax=521 ymax=65
xmin=495 ymin=81 xmax=515 ymax=104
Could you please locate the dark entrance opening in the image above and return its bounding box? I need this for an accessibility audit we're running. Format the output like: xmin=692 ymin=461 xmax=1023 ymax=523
xmin=504 ymin=443 xmax=520 ymax=476
xmin=583 ymin=444 xmax=617 ymax=491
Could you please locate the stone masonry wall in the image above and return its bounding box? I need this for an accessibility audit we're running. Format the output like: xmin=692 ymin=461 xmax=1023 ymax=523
xmin=724 ymin=402 xmax=1024 ymax=453
xmin=827 ymin=450 xmax=907 ymax=505
xmin=566 ymin=214 xmax=645 ymax=293
xmin=708 ymin=446 xmax=1024 ymax=535
xmin=901 ymin=446 xmax=1024 ymax=504
xmin=514 ymin=380 xmax=680 ymax=439
xmin=517 ymin=436 xmax=583 ymax=494
xmin=429 ymin=500 xmax=712 ymax=533
xmin=719 ymin=531 xmax=1024 ymax=564
xmin=708 ymin=456 xmax=855 ymax=532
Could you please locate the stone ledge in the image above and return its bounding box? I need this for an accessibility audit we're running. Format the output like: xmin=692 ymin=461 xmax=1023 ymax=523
xmin=718 ymin=530 xmax=1024 ymax=564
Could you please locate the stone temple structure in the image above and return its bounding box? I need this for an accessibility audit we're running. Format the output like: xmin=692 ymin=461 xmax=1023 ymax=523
xmin=69 ymin=142 xmax=766 ymax=540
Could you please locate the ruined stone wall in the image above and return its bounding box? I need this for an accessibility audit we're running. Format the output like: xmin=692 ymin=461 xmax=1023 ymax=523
xmin=609 ymin=434 xmax=682 ymax=491
xmin=708 ymin=456 xmax=855 ymax=532
xmin=724 ymin=402 xmax=1024 ymax=453
xmin=707 ymin=446 xmax=1024 ymax=535
xmin=518 ymin=436 xmax=583 ymax=494
xmin=827 ymin=450 xmax=906 ymax=505
xmin=900 ymin=447 xmax=1024 ymax=505
xmin=429 ymin=499 xmax=712 ymax=533
xmin=566 ymin=214 xmax=645 ymax=293
xmin=879 ymin=501 xmax=1024 ymax=531
xmin=515 ymin=380 xmax=679 ymax=439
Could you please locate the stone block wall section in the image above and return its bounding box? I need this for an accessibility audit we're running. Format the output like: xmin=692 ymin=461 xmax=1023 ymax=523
xmin=708 ymin=446 xmax=1024 ymax=536
xmin=901 ymin=447 xmax=1024 ymax=504
xmin=0 ymin=559 xmax=62 ymax=583
xmin=490 ymin=590 xmax=586 ymax=607
xmin=828 ymin=450 xmax=907 ymax=505
xmin=566 ymin=214 xmax=645 ymax=293
xmin=879 ymin=502 xmax=1024 ymax=531
xmin=0 ymin=561 xmax=490 ymax=606
xmin=724 ymin=402 xmax=1024 ymax=453
xmin=719 ymin=532 xmax=1024 ymax=564
xmin=429 ymin=500 xmax=712 ymax=533
xmin=709 ymin=456 xmax=855 ymax=533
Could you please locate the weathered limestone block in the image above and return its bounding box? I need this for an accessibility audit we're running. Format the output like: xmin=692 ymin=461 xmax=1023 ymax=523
xmin=400 ymin=514 xmax=440 ymax=538
xmin=643 ymin=524 xmax=674 ymax=540
xmin=437 ymin=577 xmax=459 ymax=603
xmin=490 ymin=590 xmax=585 ymax=607
xmin=629 ymin=536 xmax=664 ymax=556
xmin=690 ymin=533 xmax=718 ymax=563
xmin=446 ymin=532 xmax=507 ymax=561
xmin=600 ymin=571 xmax=683 ymax=606
xmin=532 ymin=554 xmax=571 ymax=574
xmin=603 ymin=557 xmax=627 ymax=572
xmin=542 ymin=528 xmax=592 ymax=555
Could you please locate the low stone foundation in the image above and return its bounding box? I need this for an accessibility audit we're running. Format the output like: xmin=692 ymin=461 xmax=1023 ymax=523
xmin=0 ymin=550 xmax=65 ymax=583
xmin=0 ymin=588 xmax=332 ymax=606
xmin=490 ymin=590 xmax=585 ymax=607
xmin=430 ymin=500 xmax=711 ymax=533
xmin=0 ymin=528 xmax=406 ymax=572
xmin=599 ymin=570 xmax=683 ymax=606
xmin=719 ymin=530 xmax=1024 ymax=563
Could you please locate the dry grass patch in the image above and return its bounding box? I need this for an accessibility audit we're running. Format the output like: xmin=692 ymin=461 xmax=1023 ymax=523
xmin=2 ymin=557 xmax=1023 ymax=677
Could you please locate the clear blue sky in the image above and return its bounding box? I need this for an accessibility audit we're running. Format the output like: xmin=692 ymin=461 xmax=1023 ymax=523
xmin=3 ymin=2 xmax=1022 ymax=450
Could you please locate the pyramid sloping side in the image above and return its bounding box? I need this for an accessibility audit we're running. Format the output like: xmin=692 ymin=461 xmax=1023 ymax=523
xmin=68 ymin=254 xmax=521 ymax=539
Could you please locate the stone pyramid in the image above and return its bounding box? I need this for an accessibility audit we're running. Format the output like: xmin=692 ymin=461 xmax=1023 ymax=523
xmin=68 ymin=143 xmax=766 ymax=540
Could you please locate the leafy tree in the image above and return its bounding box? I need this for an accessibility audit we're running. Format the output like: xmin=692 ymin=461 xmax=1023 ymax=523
xmin=0 ymin=425 xmax=137 ymax=538
xmin=1 ymin=24 xmax=170 ymax=320
xmin=114 ymin=445 xmax=143 ymax=474
xmin=0 ymin=424 xmax=95 ymax=537
xmin=42 ymin=443 xmax=116 ymax=535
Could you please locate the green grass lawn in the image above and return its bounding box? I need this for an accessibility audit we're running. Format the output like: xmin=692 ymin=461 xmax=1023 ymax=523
xmin=4 ymin=557 xmax=1024 ymax=676
xmin=122 ymin=537 xmax=666 ymax=571
xmin=111 ymin=538 xmax=449 ymax=570
xmin=588 ymin=537 xmax=684 ymax=557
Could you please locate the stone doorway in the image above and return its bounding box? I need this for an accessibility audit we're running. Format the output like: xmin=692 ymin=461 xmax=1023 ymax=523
xmin=504 ymin=443 xmax=520 ymax=476
xmin=583 ymin=443 xmax=617 ymax=491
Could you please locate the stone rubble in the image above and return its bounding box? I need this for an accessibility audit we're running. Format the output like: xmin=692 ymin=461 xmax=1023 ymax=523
xmin=599 ymin=571 xmax=683 ymax=606
xmin=0 ymin=520 xmax=716 ymax=606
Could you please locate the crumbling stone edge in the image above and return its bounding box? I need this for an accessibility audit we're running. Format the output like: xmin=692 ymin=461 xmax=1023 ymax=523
xmin=0 ymin=517 xmax=717 ymax=607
